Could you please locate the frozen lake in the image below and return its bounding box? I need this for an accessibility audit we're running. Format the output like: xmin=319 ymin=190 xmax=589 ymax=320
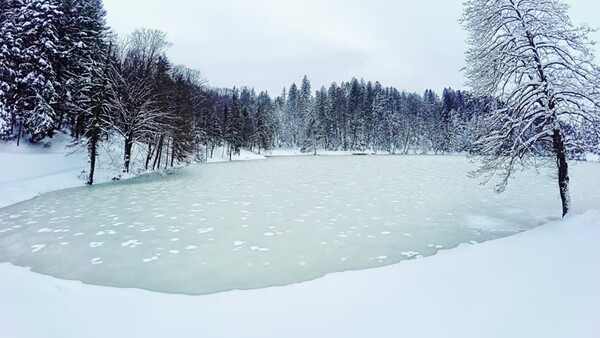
xmin=0 ymin=156 xmax=598 ymax=295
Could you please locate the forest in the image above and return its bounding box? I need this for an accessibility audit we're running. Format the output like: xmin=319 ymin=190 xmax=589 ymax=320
xmin=0 ymin=0 xmax=596 ymax=187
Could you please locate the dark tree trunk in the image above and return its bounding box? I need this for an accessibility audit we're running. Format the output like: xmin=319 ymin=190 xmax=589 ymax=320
xmin=164 ymin=139 xmax=170 ymax=170
xmin=145 ymin=143 xmax=153 ymax=170
xmin=75 ymin=115 xmax=85 ymax=140
xmin=87 ymin=135 xmax=97 ymax=185
xmin=153 ymin=136 xmax=164 ymax=171
xmin=124 ymin=134 xmax=133 ymax=173
xmin=170 ymin=142 xmax=175 ymax=167
xmin=16 ymin=119 xmax=22 ymax=147
xmin=553 ymin=128 xmax=570 ymax=217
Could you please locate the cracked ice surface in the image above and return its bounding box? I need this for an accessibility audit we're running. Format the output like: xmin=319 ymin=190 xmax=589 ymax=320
xmin=0 ymin=156 xmax=598 ymax=295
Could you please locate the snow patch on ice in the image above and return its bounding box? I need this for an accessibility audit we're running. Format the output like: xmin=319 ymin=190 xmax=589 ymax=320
xmin=30 ymin=244 xmax=46 ymax=253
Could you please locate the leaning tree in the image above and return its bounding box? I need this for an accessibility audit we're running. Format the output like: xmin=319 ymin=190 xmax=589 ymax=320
xmin=462 ymin=0 xmax=600 ymax=217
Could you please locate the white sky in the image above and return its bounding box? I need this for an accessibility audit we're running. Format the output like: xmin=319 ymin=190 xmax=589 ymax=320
xmin=102 ymin=0 xmax=600 ymax=96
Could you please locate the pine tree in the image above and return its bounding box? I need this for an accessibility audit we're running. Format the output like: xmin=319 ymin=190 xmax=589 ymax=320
xmin=11 ymin=0 xmax=62 ymax=143
xmin=255 ymin=91 xmax=275 ymax=154
xmin=0 ymin=0 xmax=23 ymax=137
xmin=55 ymin=0 xmax=108 ymax=137
xmin=326 ymin=82 xmax=345 ymax=150
xmin=297 ymin=75 xmax=312 ymax=147
xmin=225 ymin=88 xmax=244 ymax=160
xmin=285 ymin=83 xmax=299 ymax=147
xmin=84 ymin=42 xmax=113 ymax=185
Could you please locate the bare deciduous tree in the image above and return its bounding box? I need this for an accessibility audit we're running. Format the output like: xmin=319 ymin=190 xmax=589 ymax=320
xmin=107 ymin=29 xmax=171 ymax=173
xmin=462 ymin=0 xmax=600 ymax=217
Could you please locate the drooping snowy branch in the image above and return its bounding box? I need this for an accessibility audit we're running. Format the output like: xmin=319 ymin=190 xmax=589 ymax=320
xmin=462 ymin=0 xmax=600 ymax=216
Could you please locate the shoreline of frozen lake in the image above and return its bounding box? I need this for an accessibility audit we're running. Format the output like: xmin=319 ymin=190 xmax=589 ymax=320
xmin=2 ymin=210 xmax=599 ymax=338
xmin=1 ymin=156 xmax=598 ymax=295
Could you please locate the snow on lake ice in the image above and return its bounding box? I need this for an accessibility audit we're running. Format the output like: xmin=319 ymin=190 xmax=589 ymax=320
xmin=0 ymin=156 xmax=598 ymax=295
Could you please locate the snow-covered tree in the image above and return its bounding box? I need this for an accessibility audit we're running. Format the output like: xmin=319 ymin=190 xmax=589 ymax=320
xmin=297 ymin=75 xmax=312 ymax=147
xmin=11 ymin=0 xmax=62 ymax=143
xmin=169 ymin=66 xmax=202 ymax=166
xmin=326 ymin=82 xmax=345 ymax=149
xmin=285 ymin=83 xmax=299 ymax=147
xmin=254 ymin=91 xmax=275 ymax=154
xmin=0 ymin=0 xmax=23 ymax=137
xmin=224 ymin=88 xmax=244 ymax=160
xmin=302 ymin=87 xmax=322 ymax=155
xmin=55 ymin=0 xmax=108 ymax=137
xmin=83 ymin=42 xmax=113 ymax=185
xmin=462 ymin=0 xmax=600 ymax=217
xmin=108 ymin=29 xmax=172 ymax=172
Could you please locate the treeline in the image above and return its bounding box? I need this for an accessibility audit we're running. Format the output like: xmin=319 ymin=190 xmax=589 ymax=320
xmin=0 ymin=1 xmax=235 ymax=183
xmin=197 ymin=80 xmax=494 ymax=157
xmin=0 ymin=0 xmax=494 ymax=185
xmin=272 ymin=76 xmax=492 ymax=154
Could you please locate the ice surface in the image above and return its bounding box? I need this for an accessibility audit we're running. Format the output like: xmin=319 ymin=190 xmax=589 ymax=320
xmin=0 ymin=156 xmax=598 ymax=295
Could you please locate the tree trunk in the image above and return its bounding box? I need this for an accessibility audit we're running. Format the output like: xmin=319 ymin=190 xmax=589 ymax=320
xmin=553 ymin=128 xmax=570 ymax=217
xmin=170 ymin=142 xmax=175 ymax=167
xmin=16 ymin=119 xmax=22 ymax=147
xmin=124 ymin=135 xmax=133 ymax=173
xmin=164 ymin=139 xmax=170 ymax=170
xmin=145 ymin=143 xmax=153 ymax=170
xmin=87 ymin=135 xmax=97 ymax=185
xmin=153 ymin=136 xmax=164 ymax=171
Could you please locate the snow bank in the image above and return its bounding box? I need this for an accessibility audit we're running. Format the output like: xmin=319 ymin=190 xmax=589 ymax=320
xmin=0 ymin=134 xmax=132 ymax=208
xmin=268 ymin=148 xmax=376 ymax=157
xmin=206 ymin=146 xmax=267 ymax=163
xmin=0 ymin=136 xmax=274 ymax=208
xmin=0 ymin=135 xmax=87 ymax=208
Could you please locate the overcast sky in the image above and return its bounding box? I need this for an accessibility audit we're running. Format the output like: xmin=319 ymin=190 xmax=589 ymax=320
xmin=102 ymin=0 xmax=600 ymax=96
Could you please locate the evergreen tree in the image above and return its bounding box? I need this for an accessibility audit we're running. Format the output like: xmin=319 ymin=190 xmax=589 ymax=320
xmin=55 ymin=0 xmax=108 ymax=138
xmin=84 ymin=42 xmax=113 ymax=185
xmin=286 ymin=83 xmax=299 ymax=147
xmin=170 ymin=66 xmax=201 ymax=166
xmin=225 ymin=88 xmax=244 ymax=160
xmin=297 ymin=75 xmax=312 ymax=147
xmin=11 ymin=0 xmax=62 ymax=143
xmin=326 ymin=82 xmax=345 ymax=150
xmin=0 ymin=0 xmax=23 ymax=137
xmin=255 ymin=91 xmax=275 ymax=154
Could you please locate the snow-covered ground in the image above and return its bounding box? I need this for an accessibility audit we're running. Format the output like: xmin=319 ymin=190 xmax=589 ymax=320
xmin=0 ymin=134 xmax=118 ymax=209
xmin=1 ymin=212 xmax=599 ymax=338
xmin=0 ymin=136 xmax=267 ymax=208
xmin=268 ymin=148 xmax=358 ymax=157
xmin=0 ymin=141 xmax=599 ymax=337
xmin=205 ymin=146 xmax=268 ymax=163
